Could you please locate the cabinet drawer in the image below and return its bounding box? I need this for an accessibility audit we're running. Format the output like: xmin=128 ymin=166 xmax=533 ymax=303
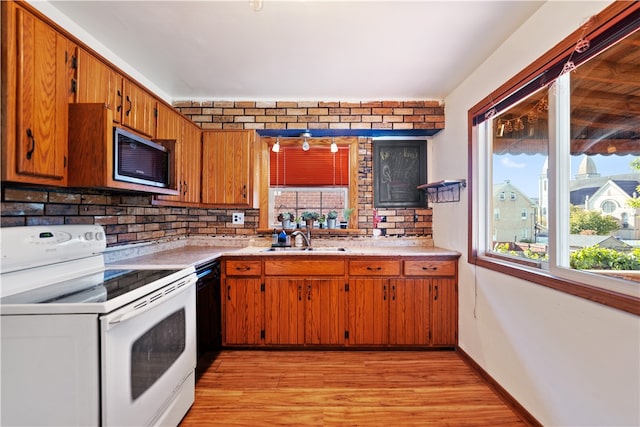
xmin=225 ymin=260 xmax=262 ymax=276
xmin=404 ymin=260 xmax=456 ymax=277
xmin=349 ymin=260 xmax=400 ymax=276
xmin=265 ymin=260 xmax=345 ymax=276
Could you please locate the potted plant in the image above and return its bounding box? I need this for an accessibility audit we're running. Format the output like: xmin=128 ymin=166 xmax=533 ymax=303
xmin=277 ymin=212 xmax=294 ymax=229
xmin=301 ymin=211 xmax=320 ymax=229
xmin=341 ymin=207 xmax=355 ymax=229
xmin=319 ymin=214 xmax=326 ymax=229
xmin=326 ymin=210 xmax=338 ymax=229
xmin=294 ymin=216 xmax=302 ymax=229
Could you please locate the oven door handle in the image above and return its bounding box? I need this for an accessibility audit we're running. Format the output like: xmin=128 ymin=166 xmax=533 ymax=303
xmin=106 ymin=275 xmax=196 ymax=326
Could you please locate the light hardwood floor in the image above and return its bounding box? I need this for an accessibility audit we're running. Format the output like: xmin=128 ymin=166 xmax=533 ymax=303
xmin=180 ymin=350 xmax=529 ymax=426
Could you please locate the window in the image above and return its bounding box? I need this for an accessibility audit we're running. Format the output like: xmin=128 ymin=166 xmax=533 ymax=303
xmin=259 ymin=137 xmax=359 ymax=229
xmin=601 ymin=200 xmax=617 ymax=214
xmin=470 ymin=3 xmax=640 ymax=313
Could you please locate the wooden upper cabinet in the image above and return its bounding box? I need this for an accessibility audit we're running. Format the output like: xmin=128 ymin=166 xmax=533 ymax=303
xmin=119 ymin=79 xmax=157 ymax=138
xmin=1 ymin=2 xmax=75 ymax=185
xmin=201 ymin=130 xmax=260 ymax=207
xmin=181 ymin=122 xmax=202 ymax=204
xmin=155 ymin=106 xmax=202 ymax=205
xmin=75 ymin=48 xmax=122 ymax=118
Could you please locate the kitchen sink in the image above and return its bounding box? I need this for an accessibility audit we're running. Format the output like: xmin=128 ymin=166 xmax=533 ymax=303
xmin=262 ymin=247 xmax=349 ymax=252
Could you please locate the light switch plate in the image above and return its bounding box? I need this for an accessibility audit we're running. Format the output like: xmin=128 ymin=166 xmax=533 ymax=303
xmin=232 ymin=212 xmax=245 ymax=225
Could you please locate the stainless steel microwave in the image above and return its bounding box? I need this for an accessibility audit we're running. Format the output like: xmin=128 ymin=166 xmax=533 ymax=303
xmin=113 ymin=127 xmax=170 ymax=188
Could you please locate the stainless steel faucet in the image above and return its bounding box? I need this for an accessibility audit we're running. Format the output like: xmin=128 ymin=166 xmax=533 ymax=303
xmin=291 ymin=229 xmax=311 ymax=247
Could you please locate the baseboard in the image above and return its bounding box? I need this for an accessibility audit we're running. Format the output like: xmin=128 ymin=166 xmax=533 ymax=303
xmin=456 ymin=347 xmax=542 ymax=427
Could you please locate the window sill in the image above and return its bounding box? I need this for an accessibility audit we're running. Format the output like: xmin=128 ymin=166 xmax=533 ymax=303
xmin=471 ymin=255 xmax=640 ymax=316
xmin=257 ymin=228 xmax=366 ymax=236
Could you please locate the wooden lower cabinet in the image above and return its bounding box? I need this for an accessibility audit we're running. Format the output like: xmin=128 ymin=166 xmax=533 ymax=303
xmin=430 ymin=277 xmax=457 ymax=345
xmin=389 ymin=278 xmax=431 ymax=346
xmin=221 ymin=255 xmax=458 ymax=348
xmin=347 ymin=278 xmax=389 ymax=345
xmin=223 ymin=277 xmax=263 ymax=345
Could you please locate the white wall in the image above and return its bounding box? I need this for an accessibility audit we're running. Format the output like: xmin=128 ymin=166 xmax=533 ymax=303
xmin=433 ymin=1 xmax=640 ymax=426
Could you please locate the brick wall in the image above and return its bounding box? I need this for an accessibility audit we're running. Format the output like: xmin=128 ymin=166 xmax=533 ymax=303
xmin=0 ymin=188 xmax=258 ymax=246
xmin=1 ymin=100 xmax=438 ymax=245
xmin=174 ymin=100 xmax=444 ymax=131
xmin=176 ymin=99 xmax=438 ymax=237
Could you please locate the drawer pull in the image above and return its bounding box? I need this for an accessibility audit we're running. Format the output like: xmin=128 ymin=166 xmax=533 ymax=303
xmin=227 ymin=285 xmax=231 ymax=300
xmin=235 ymin=266 xmax=251 ymax=271
xmin=434 ymin=285 xmax=439 ymax=301
xmin=367 ymin=266 xmax=382 ymax=271
xmin=422 ymin=266 xmax=438 ymax=271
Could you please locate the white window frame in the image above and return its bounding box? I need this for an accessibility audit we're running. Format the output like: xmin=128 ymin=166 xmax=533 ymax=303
xmin=474 ymin=75 xmax=638 ymax=300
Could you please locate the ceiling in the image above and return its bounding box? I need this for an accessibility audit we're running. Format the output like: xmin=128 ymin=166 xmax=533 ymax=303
xmin=46 ymin=0 xmax=545 ymax=102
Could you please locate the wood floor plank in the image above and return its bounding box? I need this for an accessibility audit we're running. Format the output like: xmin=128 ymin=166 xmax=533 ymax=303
xmin=181 ymin=350 xmax=529 ymax=426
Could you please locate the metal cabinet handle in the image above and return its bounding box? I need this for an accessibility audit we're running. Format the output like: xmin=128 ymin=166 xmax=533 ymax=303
xmin=183 ymin=180 xmax=188 ymax=196
xmin=242 ymin=184 xmax=247 ymax=199
xmin=125 ymin=95 xmax=132 ymax=116
xmin=422 ymin=266 xmax=438 ymax=271
xmin=235 ymin=266 xmax=251 ymax=272
xmin=298 ymin=285 xmax=302 ymax=301
xmin=366 ymin=266 xmax=382 ymax=271
xmin=227 ymin=285 xmax=231 ymax=300
xmin=434 ymin=285 xmax=439 ymax=301
xmin=392 ymin=285 xmax=396 ymax=301
xmin=117 ymin=90 xmax=122 ymax=112
xmin=25 ymin=128 xmax=35 ymax=160
xmin=307 ymin=285 xmax=312 ymax=301
xmin=383 ymin=284 xmax=387 ymax=300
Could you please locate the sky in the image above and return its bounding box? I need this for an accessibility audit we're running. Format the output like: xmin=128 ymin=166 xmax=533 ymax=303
xmin=493 ymin=154 xmax=639 ymax=198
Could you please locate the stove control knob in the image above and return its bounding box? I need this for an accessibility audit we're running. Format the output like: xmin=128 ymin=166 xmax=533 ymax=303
xmin=84 ymin=232 xmax=94 ymax=241
xmin=95 ymin=232 xmax=105 ymax=241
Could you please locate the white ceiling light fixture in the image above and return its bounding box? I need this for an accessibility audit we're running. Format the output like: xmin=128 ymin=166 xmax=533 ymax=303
xmin=300 ymin=130 xmax=311 ymax=151
xmin=330 ymin=138 xmax=338 ymax=153
xmin=272 ymin=137 xmax=280 ymax=153
xmin=249 ymin=0 xmax=263 ymax=12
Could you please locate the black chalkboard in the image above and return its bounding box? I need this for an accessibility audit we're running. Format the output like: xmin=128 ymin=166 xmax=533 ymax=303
xmin=373 ymin=140 xmax=427 ymax=208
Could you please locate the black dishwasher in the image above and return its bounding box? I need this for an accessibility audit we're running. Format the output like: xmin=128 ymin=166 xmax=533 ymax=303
xmin=195 ymin=260 xmax=221 ymax=377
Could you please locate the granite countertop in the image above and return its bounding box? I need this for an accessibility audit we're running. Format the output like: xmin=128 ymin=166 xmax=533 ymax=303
xmin=106 ymin=243 xmax=459 ymax=269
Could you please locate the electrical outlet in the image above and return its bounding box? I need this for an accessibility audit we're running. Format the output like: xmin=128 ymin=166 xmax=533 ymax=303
xmin=380 ymin=216 xmax=387 ymax=222
xmin=232 ymin=212 xmax=245 ymax=225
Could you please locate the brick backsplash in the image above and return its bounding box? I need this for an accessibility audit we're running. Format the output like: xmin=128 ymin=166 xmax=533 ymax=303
xmin=174 ymin=100 xmax=444 ymax=131
xmin=1 ymin=187 xmax=259 ymax=246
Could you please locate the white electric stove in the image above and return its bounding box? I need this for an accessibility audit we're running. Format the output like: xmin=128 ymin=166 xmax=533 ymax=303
xmin=0 ymin=225 xmax=198 ymax=427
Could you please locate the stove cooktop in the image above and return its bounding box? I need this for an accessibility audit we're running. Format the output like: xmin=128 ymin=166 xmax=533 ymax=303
xmin=1 ymin=268 xmax=183 ymax=305
xmin=0 ymin=266 xmax=196 ymax=315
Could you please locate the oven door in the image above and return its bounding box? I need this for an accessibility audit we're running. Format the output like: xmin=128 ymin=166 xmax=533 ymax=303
xmin=100 ymin=274 xmax=197 ymax=427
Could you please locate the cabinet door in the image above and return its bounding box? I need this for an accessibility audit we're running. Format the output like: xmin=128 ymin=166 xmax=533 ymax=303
xmin=430 ymin=278 xmax=457 ymax=346
xmin=264 ymin=278 xmax=304 ymax=345
xmin=201 ymin=131 xmax=254 ymax=206
xmin=389 ymin=279 xmax=430 ymax=345
xmin=75 ymin=48 xmax=120 ymax=113
xmin=306 ymin=279 xmax=345 ymax=345
xmin=10 ymin=7 xmax=72 ymax=184
xmin=223 ymin=277 xmax=263 ymax=345
xmin=347 ymin=278 xmax=388 ymax=345
xmin=155 ymin=104 xmax=184 ymax=203
xmin=121 ymin=79 xmax=156 ymax=137
xmin=181 ymin=122 xmax=202 ymax=204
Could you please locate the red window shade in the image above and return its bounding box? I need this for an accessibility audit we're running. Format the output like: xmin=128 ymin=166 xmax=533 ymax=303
xmin=270 ymin=146 xmax=349 ymax=186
